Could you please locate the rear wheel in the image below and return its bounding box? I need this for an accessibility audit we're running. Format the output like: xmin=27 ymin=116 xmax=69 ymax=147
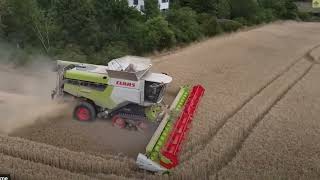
xmin=73 ymin=101 xmax=96 ymax=122
xmin=112 ymin=116 xmax=126 ymax=129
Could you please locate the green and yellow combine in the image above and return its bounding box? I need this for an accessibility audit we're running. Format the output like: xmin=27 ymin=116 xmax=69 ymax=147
xmin=52 ymin=56 xmax=205 ymax=172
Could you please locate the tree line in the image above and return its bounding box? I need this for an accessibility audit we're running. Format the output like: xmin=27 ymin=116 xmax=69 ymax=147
xmin=0 ymin=0 xmax=305 ymax=65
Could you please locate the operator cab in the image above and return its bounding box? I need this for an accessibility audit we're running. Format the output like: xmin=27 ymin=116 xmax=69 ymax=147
xmin=142 ymin=72 xmax=172 ymax=103
xmin=106 ymin=56 xmax=172 ymax=105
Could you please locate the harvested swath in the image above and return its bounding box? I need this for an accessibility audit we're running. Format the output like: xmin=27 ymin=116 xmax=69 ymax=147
xmin=153 ymin=22 xmax=320 ymax=161
xmin=9 ymin=115 xmax=153 ymax=160
xmin=0 ymin=135 xmax=139 ymax=177
xmin=0 ymin=153 xmax=95 ymax=180
xmin=173 ymin=59 xmax=313 ymax=179
xmin=217 ymin=66 xmax=320 ymax=179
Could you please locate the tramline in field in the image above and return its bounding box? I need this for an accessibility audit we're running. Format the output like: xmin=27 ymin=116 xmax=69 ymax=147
xmin=51 ymin=56 xmax=205 ymax=172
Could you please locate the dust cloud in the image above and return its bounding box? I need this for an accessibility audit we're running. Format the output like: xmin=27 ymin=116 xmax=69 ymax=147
xmin=0 ymin=42 xmax=66 ymax=134
xmin=0 ymin=42 xmax=156 ymax=158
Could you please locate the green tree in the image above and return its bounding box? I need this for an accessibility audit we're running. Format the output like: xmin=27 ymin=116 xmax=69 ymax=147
xmin=259 ymin=0 xmax=283 ymax=11
xmin=197 ymin=13 xmax=222 ymax=36
xmin=283 ymin=0 xmax=298 ymax=19
xmin=0 ymin=0 xmax=8 ymax=37
xmin=229 ymin=0 xmax=259 ymax=19
xmin=176 ymin=0 xmax=193 ymax=8
xmin=94 ymin=0 xmax=143 ymax=48
xmin=170 ymin=0 xmax=181 ymax=9
xmin=191 ymin=0 xmax=216 ymax=15
xmin=253 ymin=8 xmax=275 ymax=23
xmin=3 ymin=0 xmax=55 ymax=52
xmin=144 ymin=16 xmax=176 ymax=51
xmin=0 ymin=0 xmax=302 ymax=67
xmin=126 ymin=19 xmax=148 ymax=54
xmin=91 ymin=41 xmax=130 ymax=64
xmin=174 ymin=0 xmax=216 ymax=15
xmin=218 ymin=19 xmax=242 ymax=32
xmin=55 ymin=0 xmax=99 ymax=48
xmin=167 ymin=7 xmax=202 ymax=43
xmin=259 ymin=0 xmax=297 ymax=19
xmin=36 ymin=0 xmax=56 ymax=9
xmin=59 ymin=44 xmax=87 ymax=62
xmin=144 ymin=0 xmax=160 ymax=19
xmin=216 ymin=0 xmax=231 ymax=19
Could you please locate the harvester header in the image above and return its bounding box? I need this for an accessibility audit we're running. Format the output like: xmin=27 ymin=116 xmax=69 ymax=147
xmin=137 ymin=85 xmax=205 ymax=172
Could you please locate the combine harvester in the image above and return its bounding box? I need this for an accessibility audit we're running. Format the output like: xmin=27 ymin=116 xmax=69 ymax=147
xmin=52 ymin=56 xmax=205 ymax=172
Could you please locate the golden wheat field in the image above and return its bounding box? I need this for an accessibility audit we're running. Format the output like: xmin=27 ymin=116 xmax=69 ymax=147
xmin=1 ymin=21 xmax=320 ymax=180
